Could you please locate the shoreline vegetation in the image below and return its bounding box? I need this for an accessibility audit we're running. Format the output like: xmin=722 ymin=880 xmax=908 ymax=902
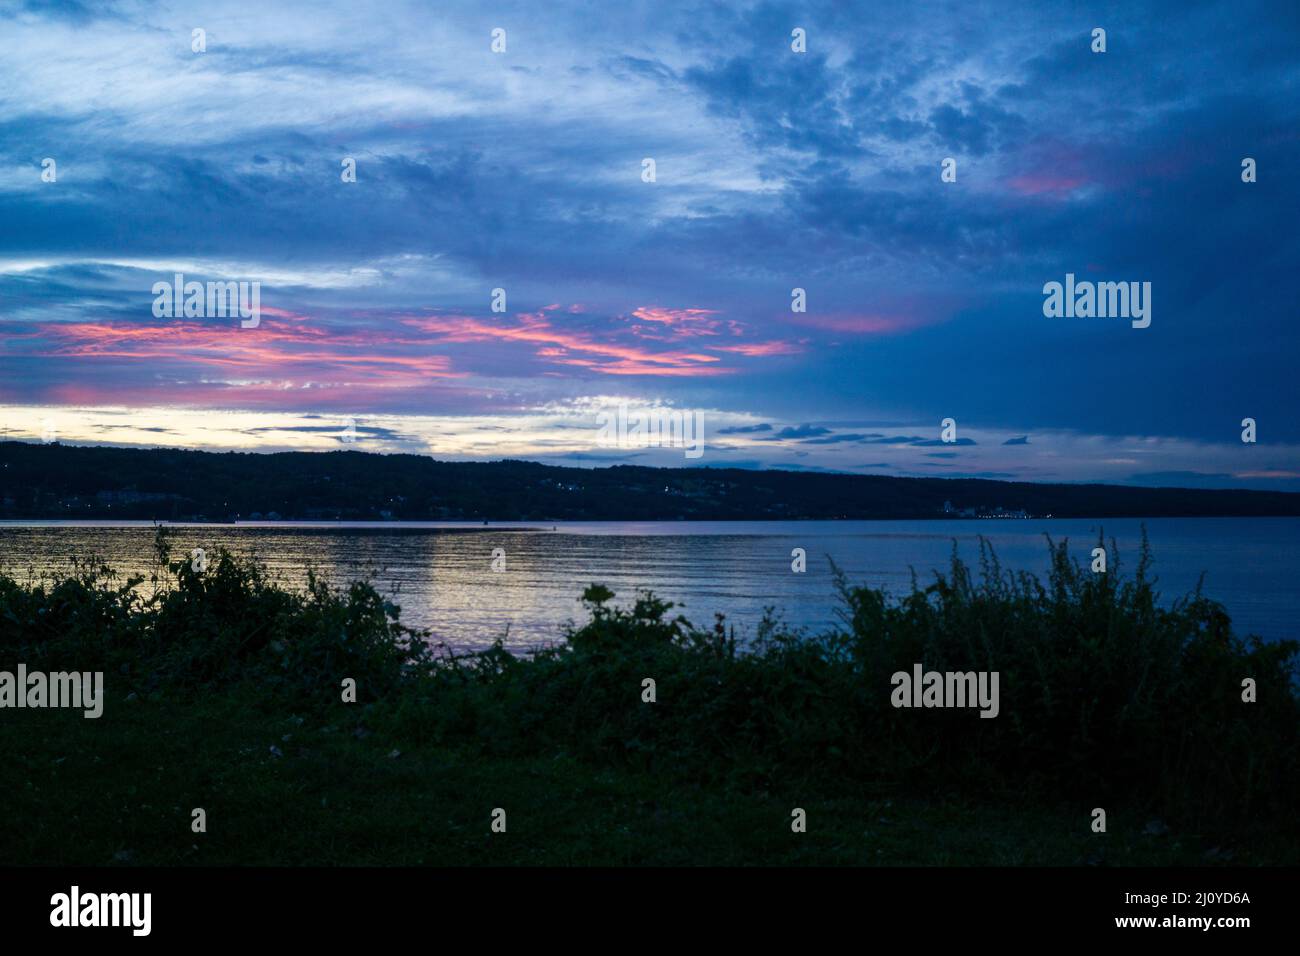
xmin=2 ymin=528 xmax=1297 ymax=866
xmin=4 ymin=441 xmax=1300 ymax=523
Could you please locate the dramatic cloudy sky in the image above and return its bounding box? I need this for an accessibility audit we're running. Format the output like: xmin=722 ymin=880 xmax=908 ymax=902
xmin=1 ymin=0 xmax=1297 ymax=487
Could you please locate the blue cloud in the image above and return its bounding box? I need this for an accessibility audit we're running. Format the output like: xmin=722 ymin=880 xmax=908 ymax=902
xmin=0 ymin=0 xmax=1295 ymax=487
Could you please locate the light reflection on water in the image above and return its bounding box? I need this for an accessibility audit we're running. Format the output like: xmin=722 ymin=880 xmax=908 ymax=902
xmin=0 ymin=517 xmax=1296 ymax=649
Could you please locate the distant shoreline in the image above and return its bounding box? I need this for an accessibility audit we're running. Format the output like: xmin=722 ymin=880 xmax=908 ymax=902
xmin=4 ymin=441 xmax=1299 ymax=523
xmin=3 ymin=515 xmax=1298 ymax=530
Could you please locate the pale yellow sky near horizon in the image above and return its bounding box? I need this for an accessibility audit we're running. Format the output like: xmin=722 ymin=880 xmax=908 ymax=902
xmin=2 ymin=404 xmax=1295 ymax=487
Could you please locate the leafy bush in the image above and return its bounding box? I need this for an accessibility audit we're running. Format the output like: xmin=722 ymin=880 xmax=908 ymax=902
xmin=0 ymin=528 xmax=428 ymax=707
xmin=407 ymin=531 xmax=1300 ymax=834
xmin=1 ymin=527 xmax=1295 ymax=838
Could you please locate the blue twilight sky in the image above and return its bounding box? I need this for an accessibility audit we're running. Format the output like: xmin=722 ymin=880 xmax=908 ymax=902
xmin=1 ymin=0 xmax=1298 ymax=487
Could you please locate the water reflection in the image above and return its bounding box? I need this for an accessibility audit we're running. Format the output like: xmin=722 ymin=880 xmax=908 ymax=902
xmin=0 ymin=518 xmax=1296 ymax=648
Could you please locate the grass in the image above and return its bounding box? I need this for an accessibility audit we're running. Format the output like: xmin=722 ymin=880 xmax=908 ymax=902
xmin=3 ymin=690 xmax=1256 ymax=866
xmin=1 ymin=527 xmax=1296 ymax=865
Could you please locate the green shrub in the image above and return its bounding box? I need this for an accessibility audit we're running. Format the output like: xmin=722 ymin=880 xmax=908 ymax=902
xmin=406 ymin=531 xmax=1300 ymax=834
xmin=1 ymin=526 xmax=1295 ymax=839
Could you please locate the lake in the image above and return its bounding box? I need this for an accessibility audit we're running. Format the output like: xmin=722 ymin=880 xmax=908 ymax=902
xmin=0 ymin=517 xmax=1296 ymax=649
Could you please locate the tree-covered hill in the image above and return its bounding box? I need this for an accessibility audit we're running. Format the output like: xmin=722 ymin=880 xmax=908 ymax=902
xmin=2 ymin=441 xmax=1298 ymax=521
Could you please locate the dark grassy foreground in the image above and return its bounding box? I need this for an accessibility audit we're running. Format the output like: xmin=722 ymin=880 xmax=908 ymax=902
xmin=1 ymin=529 xmax=1297 ymax=866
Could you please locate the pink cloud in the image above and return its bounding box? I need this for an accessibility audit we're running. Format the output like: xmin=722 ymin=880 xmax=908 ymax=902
xmin=626 ymin=306 xmax=728 ymax=340
xmin=708 ymin=340 xmax=804 ymax=357
xmin=28 ymin=317 xmax=462 ymax=391
xmin=630 ymin=306 xmax=721 ymax=326
xmin=405 ymin=309 xmax=732 ymax=377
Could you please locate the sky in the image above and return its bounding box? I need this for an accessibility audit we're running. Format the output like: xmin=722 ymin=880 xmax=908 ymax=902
xmin=1 ymin=0 xmax=1298 ymax=488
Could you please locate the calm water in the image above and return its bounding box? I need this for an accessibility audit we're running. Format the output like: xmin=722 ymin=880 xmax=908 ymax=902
xmin=0 ymin=518 xmax=1296 ymax=649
